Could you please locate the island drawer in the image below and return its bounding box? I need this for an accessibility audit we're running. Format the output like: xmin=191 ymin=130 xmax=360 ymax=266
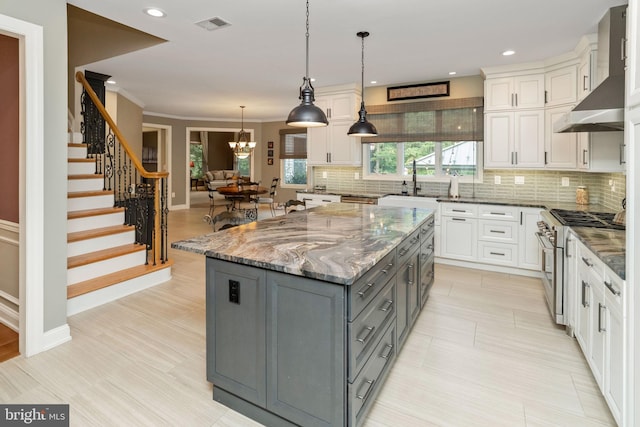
xmin=420 ymin=216 xmax=435 ymax=237
xmin=348 ymin=277 xmax=396 ymax=382
xmin=397 ymin=228 xmax=421 ymax=266
xmin=478 ymin=205 xmax=519 ymax=221
xmin=349 ymin=250 xmax=397 ymax=320
xmin=348 ymin=321 xmax=396 ymax=427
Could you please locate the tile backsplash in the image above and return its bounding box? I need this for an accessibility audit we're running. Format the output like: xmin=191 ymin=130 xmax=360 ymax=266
xmin=312 ymin=167 xmax=626 ymax=211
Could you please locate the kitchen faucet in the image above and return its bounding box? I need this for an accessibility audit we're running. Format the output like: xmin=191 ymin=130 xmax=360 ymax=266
xmin=412 ymin=159 xmax=421 ymax=196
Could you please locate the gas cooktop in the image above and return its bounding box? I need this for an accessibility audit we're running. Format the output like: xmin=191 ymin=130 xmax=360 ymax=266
xmin=549 ymin=209 xmax=625 ymax=230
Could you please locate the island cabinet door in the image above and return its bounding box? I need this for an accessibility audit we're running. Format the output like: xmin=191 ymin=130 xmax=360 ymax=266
xmin=206 ymin=259 xmax=267 ymax=406
xmin=397 ymin=248 xmax=419 ymax=349
xmin=266 ymin=271 xmax=346 ymax=427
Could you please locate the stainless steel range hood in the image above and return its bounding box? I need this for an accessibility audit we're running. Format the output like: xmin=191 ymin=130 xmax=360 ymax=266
xmin=554 ymin=5 xmax=627 ymax=133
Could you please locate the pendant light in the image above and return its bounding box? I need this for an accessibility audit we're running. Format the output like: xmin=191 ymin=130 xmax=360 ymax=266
xmin=228 ymin=106 xmax=256 ymax=159
xmin=286 ymin=0 xmax=328 ymax=128
xmin=348 ymin=31 xmax=377 ymax=137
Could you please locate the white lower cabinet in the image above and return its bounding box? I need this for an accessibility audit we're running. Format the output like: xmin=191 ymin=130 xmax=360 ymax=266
xmin=574 ymin=239 xmax=625 ymax=425
xmin=439 ymin=203 xmax=541 ymax=271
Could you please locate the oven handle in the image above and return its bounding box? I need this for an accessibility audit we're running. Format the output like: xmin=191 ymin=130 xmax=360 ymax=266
xmin=535 ymin=232 xmax=554 ymax=252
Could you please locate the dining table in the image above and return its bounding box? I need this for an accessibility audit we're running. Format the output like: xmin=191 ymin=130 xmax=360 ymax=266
xmin=216 ymin=183 xmax=268 ymax=211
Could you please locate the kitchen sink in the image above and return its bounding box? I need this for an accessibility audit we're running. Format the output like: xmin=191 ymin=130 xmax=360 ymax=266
xmin=377 ymin=194 xmax=439 ymax=210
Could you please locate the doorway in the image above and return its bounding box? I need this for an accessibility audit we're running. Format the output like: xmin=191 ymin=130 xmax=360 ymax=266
xmin=143 ymin=123 xmax=172 ymax=208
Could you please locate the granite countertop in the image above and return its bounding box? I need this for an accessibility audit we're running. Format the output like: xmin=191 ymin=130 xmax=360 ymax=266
xmin=172 ymin=203 xmax=434 ymax=285
xmin=570 ymin=226 xmax=626 ymax=280
xmin=435 ymin=196 xmax=612 ymax=212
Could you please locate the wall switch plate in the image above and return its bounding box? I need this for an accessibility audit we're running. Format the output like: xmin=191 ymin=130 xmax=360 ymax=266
xmin=171 ymin=192 xmax=176 ymax=198
xmin=494 ymin=175 xmax=501 ymax=185
xmin=354 ymin=172 xmax=359 ymax=180
xmin=609 ymin=179 xmax=614 ymax=186
xmin=514 ymin=176 xmax=525 ymax=185
xmin=322 ymin=171 xmax=327 ymax=179
xmin=561 ymin=177 xmax=570 ymax=186
xmin=612 ymin=185 xmax=616 ymax=192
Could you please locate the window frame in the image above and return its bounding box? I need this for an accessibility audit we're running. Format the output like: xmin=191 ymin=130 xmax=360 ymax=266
xmin=279 ymin=130 xmax=308 ymax=189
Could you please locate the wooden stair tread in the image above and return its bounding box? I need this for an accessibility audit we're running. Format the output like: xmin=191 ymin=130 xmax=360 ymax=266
xmin=68 ymin=158 xmax=95 ymax=163
xmin=68 ymin=190 xmax=112 ymax=198
xmin=68 ymin=207 xmax=124 ymax=219
xmin=68 ymin=174 xmax=104 ymax=180
xmin=68 ymin=244 xmax=146 ymax=269
xmin=67 ymin=260 xmax=174 ymax=299
xmin=68 ymin=224 xmax=135 ymax=243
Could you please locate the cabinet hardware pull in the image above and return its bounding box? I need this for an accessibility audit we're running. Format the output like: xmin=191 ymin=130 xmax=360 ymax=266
xmin=621 ymin=37 xmax=627 ymax=62
xmin=515 ymin=93 xmax=518 ymax=106
xmin=581 ymin=280 xmax=589 ymax=308
xmin=566 ymin=237 xmax=572 ymax=258
xmin=490 ymin=230 xmax=506 ymax=234
xmin=356 ymin=379 xmax=376 ymax=401
xmin=357 ymin=283 xmax=374 ymax=298
xmin=322 ymin=199 xmax=332 ymax=202
xmin=544 ymin=90 xmax=547 ymax=104
xmin=520 ymin=211 xmax=523 ymax=225
xmin=581 ymin=256 xmax=593 ymax=267
xmin=582 ymin=149 xmax=588 ymax=165
xmin=452 ymin=218 xmax=465 ymax=222
xmin=380 ymin=344 xmax=394 ymax=360
xmin=514 ymin=152 xmax=518 ymax=165
xmin=356 ymin=326 xmax=376 ymax=344
xmin=544 ymin=151 xmax=548 ymax=165
xmin=511 ymin=93 xmax=515 ymax=107
xmin=583 ymin=75 xmax=589 ymax=91
xmin=452 ymin=209 xmax=466 ymax=213
xmin=598 ymin=303 xmax=606 ymax=333
xmin=381 ymin=263 xmax=394 ymax=274
xmin=398 ymin=248 xmax=407 ymax=257
xmin=380 ymin=299 xmax=394 ymax=312
xmin=427 ymin=244 xmax=434 ymax=250
xmin=511 ymin=152 xmax=515 ymax=165
xmin=620 ymin=143 xmax=626 ymax=165
xmin=604 ymin=280 xmax=621 ymax=296
xmin=489 ymin=252 xmax=505 ymax=256
xmin=489 ymin=212 xmax=505 ymax=215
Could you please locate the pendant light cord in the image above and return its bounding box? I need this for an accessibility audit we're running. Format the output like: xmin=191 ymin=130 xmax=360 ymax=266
xmin=305 ymin=0 xmax=310 ymax=85
xmin=360 ymin=34 xmax=365 ymax=96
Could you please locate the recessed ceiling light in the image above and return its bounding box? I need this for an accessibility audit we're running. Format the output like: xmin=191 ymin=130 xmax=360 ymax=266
xmin=310 ymin=78 xmax=316 ymax=82
xmin=502 ymin=50 xmax=515 ymax=56
xmin=448 ymin=71 xmax=457 ymax=76
xmin=106 ymin=80 xmax=116 ymax=85
xmin=370 ymin=80 xmax=377 ymax=84
xmin=144 ymin=8 xmax=166 ymax=18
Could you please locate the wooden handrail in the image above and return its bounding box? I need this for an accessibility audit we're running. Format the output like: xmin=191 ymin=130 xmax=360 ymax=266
xmin=75 ymin=71 xmax=168 ymax=180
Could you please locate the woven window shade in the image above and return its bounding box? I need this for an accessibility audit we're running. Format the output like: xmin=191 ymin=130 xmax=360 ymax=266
xmin=279 ymin=129 xmax=307 ymax=159
xmin=362 ymin=97 xmax=484 ymax=143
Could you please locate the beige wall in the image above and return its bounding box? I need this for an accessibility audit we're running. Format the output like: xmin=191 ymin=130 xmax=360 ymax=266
xmin=115 ymin=92 xmax=143 ymax=158
xmin=365 ymin=75 xmax=484 ymax=105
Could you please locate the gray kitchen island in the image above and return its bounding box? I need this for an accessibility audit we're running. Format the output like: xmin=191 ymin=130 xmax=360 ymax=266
xmin=172 ymin=203 xmax=434 ymax=426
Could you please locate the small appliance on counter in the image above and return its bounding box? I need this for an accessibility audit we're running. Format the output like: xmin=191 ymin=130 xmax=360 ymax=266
xmin=449 ymin=175 xmax=459 ymax=198
xmin=613 ymin=198 xmax=626 ymax=225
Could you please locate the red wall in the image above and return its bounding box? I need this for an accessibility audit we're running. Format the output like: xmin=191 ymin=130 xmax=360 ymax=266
xmin=0 ymin=34 xmax=19 ymax=223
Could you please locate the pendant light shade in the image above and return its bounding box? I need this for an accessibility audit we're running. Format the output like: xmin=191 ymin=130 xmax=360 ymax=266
xmin=348 ymin=31 xmax=377 ymax=137
xmin=286 ymin=0 xmax=328 ymax=128
xmin=228 ymin=106 xmax=256 ymax=159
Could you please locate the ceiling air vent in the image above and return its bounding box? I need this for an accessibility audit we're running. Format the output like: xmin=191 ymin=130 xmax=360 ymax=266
xmin=196 ymin=17 xmax=231 ymax=31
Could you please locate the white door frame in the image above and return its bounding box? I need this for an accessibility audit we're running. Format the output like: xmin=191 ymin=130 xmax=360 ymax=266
xmin=142 ymin=123 xmax=172 ymax=209
xmin=0 ymin=13 xmax=46 ymax=356
xmin=185 ymin=126 xmax=255 ymax=208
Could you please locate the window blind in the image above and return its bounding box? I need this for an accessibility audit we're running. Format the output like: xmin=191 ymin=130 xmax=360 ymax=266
xmin=362 ymin=97 xmax=484 ymax=143
xmin=279 ymin=129 xmax=307 ymax=159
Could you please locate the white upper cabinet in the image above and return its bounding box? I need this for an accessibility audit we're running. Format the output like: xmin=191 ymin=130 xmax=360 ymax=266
xmin=545 ymin=65 xmax=578 ymax=106
xmin=627 ymin=0 xmax=640 ymax=108
xmin=307 ymin=85 xmax=362 ymax=166
xmin=484 ymin=74 xmax=545 ymax=111
xmin=484 ymin=110 xmax=545 ymax=169
xmin=544 ymin=105 xmax=578 ymax=169
xmin=578 ymin=48 xmax=597 ymax=102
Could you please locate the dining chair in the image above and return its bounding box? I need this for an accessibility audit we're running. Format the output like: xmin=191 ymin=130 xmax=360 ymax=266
xmin=254 ymin=178 xmax=279 ymax=216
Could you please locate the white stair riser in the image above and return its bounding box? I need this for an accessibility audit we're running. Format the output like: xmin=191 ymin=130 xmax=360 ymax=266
xmin=68 ymin=161 xmax=95 ymax=175
xmin=67 ymin=250 xmax=147 ymax=286
xmin=68 ymin=194 xmax=114 ymax=212
xmin=67 ymin=267 xmax=172 ymax=316
xmin=67 ymin=230 xmax=136 ymax=258
xmin=67 ymin=146 xmax=87 ymax=159
xmin=68 ymin=212 xmax=124 ymax=233
xmin=68 ymin=178 xmax=103 ymax=192
xmin=68 ymin=132 xmax=83 ymax=144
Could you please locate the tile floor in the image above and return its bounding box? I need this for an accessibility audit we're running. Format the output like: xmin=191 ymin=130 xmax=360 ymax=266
xmin=0 ymin=197 xmax=615 ymax=426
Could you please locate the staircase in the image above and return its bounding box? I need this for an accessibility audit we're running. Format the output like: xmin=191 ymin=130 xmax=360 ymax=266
xmin=66 ymin=132 xmax=172 ymax=316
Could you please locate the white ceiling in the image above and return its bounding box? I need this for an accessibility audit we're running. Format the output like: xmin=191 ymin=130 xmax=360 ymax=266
xmin=68 ymin=0 xmax=626 ymax=122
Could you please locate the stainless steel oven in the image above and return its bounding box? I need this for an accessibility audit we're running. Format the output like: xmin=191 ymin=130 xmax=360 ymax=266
xmin=537 ymin=211 xmax=565 ymax=325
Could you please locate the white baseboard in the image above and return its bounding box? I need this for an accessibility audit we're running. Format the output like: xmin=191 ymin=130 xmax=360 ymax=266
xmin=41 ymin=323 xmax=72 ymax=352
xmin=435 ymin=257 xmax=543 ymax=278
xmin=0 ymin=292 xmax=19 ymax=332
xmin=67 ymin=267 xmax=172 ymax=316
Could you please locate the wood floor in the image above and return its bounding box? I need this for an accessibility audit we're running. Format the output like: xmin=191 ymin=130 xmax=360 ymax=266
xmin=0 ymin=197 xmax=615 ymax=426
xmin=0 ymin=323 xmax=19 ymax=363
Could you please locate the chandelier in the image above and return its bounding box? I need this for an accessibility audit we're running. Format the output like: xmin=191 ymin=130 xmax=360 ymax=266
xmin=228 ymin=106 xmax=256 ymax=159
